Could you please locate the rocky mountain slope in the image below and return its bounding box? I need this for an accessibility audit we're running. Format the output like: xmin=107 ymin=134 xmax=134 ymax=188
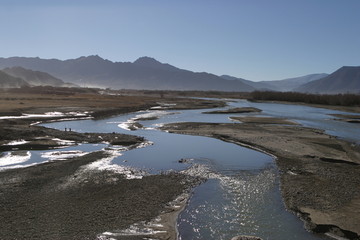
xmin=2 ymin=67 xmax=75 ymax=87
xmin=0 ymin=70 xmax=29 ymax=88
xmin=1 ymin=56 xmax=357 ymax=94
xmin=0 ymin=56 xmax=255 ymax=91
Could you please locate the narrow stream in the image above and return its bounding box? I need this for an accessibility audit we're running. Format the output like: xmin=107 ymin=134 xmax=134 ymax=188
xmin=2 ymin=99 xmax=359 ymax=239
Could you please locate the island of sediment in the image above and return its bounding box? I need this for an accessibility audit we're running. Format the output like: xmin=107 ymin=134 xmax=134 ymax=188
xmin=161 ymin=119 xmax=360 ymax=239
xmin=0 ymin=91 xmax=220 ymax=240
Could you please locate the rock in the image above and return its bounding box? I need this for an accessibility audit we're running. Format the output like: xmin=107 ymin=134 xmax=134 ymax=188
xmin=178 ymin=158 xmax=193 ymax=164
xmin=231 ymin=236 xmax=263 ymax=240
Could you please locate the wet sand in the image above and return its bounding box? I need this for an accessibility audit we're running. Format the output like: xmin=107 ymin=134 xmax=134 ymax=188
xmin=162 ymin=119 xmax=360 ymax=239
xmin=230 ymin=116 xmax=298 ymax=125
xmin=330 ymin=114 xmax=360 ymax=124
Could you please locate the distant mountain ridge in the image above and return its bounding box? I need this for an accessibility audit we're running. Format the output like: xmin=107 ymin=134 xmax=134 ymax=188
xmin=295 ymin=66 xmax=360 ymax=94
xmin=0 ymin=56 xmax=255 ymax=92
xmin=133 ymin=57 xmax=180 ymax=72
xmin=0 ymin=55 xmax=358 ymax=94
xmin=0 ymin=70 xmax=29 ymax=88
xmin=221 ymin=74 xmax=328 ymax=92
xmin=221 ymin=75 xmax=274 ymax=91
xmin=260 ymin=73 xmax=329 ymax=91
xmin=2 ymin=67 xmax=75 ymax=87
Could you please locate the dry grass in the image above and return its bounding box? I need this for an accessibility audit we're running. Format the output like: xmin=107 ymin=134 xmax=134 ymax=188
xmin=0 ymin=89 xmax=226 ymax=117
xmin=0 ymin=91 xmax=159 ymax=114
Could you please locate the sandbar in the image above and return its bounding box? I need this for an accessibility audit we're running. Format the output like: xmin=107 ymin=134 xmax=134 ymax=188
xmin=203 ymin=107 xmax=262 ymax=114
xmin=230 ymin=116 xmax=298 ymax=125
xmin=161 ymin=121 xmax=360 ymax=239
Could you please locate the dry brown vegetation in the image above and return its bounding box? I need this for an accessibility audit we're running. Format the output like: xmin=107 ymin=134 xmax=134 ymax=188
xmin=0 ymin=89 xmax=155 ymax=114
xmin=112 ymin=89 xmax=251 ymax=99
xmin=0 ymin=87 xmax=225 ymax=117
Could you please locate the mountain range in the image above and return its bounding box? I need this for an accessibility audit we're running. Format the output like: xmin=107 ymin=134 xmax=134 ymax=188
xmin=0 ymin=55 xmax=359 ymax=94
xmin=0 ymin=70 xmax=29 ymax=88
xmin=2 ymin=67 xmax=76 ymax=88
xmin=295 ymin=66 xmax=360 ymax=94
xmin=0 ymin=56 xmax=255 ymax=92
xmin=220 ymin=73 xmax=329 ymax=92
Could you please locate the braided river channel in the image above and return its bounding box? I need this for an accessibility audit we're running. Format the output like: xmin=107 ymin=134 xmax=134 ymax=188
xmin=2 ymin=99 xmax=360 ymax=239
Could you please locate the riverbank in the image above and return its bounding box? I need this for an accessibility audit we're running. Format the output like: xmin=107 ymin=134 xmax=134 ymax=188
xmin=0 ymin=91 xmax=221 ymax=240
xmin=0 ymin=150 xmax=199 ymax=240
xmin=2 ymin=89 xmax=359 ymax=239
xmin=0 ymin=118 xmax=201 ymax=240
xmin=161 ymin=120 xmax=360 ymax=239
xmin=0 ymin=89 xmax=226 ymax=118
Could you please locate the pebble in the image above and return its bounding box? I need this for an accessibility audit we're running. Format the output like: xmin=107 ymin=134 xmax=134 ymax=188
xmin=231 ymin=236 xmax=263 ymax=240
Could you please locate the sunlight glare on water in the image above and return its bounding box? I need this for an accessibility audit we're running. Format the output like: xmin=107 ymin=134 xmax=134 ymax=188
xmin=38 ymin=99 xmax=355 ymax=239
xmin=178 ymin=166 xmax=322 ymax=240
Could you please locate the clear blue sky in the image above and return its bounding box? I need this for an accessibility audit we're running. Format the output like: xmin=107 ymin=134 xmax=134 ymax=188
xmin=1 ymin=0 xmax=359 ymax=81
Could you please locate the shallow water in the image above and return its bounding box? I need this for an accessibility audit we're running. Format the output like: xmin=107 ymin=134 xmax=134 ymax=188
xmin=0 ymin=143 xmax=107 ymax=170
xmin=178 ymin=173 xmax=322 ymax=240
xmin=229 ymin=100 xmax=360 ymax=144
xmin=2 ymin=99 xmax=358 ymax=239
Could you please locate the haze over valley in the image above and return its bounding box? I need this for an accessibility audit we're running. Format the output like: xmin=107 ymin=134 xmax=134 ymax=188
xmin=1 ymin=1 xmax=360 ymax=240
xmin=1 ymin=55 xmax=359 ymax=94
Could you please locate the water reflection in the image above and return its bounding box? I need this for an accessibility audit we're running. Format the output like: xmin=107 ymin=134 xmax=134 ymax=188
xmin=229 ymin=100 xmax=360 ymax=144
xmin=178 ymin=164 xmax=322 ymax=240
xmin=36 ymin=99 xmax=356 ymax=239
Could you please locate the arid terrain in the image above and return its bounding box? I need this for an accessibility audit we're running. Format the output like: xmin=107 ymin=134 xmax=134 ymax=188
xmin=0 ymin=89 xmax=220 ymax=240
xmin=0 ymin=88 xmax=359 ymax=240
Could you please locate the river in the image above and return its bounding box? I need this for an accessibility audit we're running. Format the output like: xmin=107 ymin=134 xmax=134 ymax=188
xmin=2 ymin=99 xmax=359 ymax=239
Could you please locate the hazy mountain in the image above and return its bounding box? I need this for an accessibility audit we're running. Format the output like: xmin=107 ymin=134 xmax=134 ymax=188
xmin=133 ymin=57 xmax=180 ymax=72
xmin=220 ymin=75 xmax=274 ymax=90
xmin=295 ymin=66 xmax=360 ymax=94
xmin=221 ymin=73 xmax=328 ymax=92
xmin=0 ymin=56 xmax=255 ymax=92
xmin=0 ymin=70 xmax=29 ymax=88
xmin=261 ymin=73 xmax=329 ymax=91
xmin=2 ymin=67 xmax=76 ymax=87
